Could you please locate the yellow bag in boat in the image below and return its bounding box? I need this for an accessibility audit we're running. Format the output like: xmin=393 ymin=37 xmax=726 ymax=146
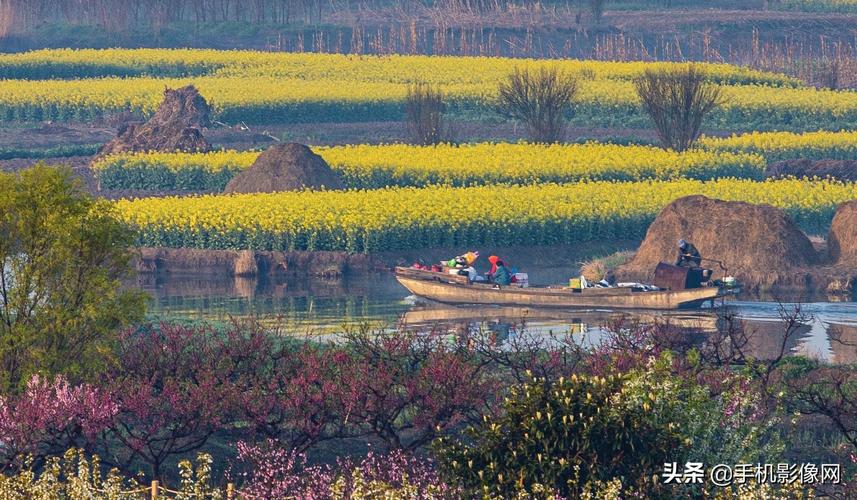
xmin=464 ymin=251 xmax=479 ymax=265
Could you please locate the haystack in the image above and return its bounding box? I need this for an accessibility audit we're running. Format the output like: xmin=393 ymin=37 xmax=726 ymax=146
xmin=224 ymin=143 xmax=344 ymax=194
xmin=768 ymin=159 xmax=857 ymax=182
xmin=618 ymin=195 xmax=818 ymax=284
xmin=96 ymin=85 xmax=211 ymax=158
xmin=828 ymin=199 xmax=857 ymax=265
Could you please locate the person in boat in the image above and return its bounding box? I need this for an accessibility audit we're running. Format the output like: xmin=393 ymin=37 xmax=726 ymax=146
xmin=675 ymin=239 xmax=712 ymax=282
xmin=596 ymin=269 xmax=617 ymax=287
xmin=491 ymin=259 xmax=513 ymax=286
xmin=675 ymin=239 xmax=702 ymax=267
xmin=487 ymin=255 xmax=501 ymax=278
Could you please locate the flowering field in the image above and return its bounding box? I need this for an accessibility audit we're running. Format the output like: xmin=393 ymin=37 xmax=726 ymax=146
xmin=0 ymin=75 xmax=852 ymax=129
xmin=93 ymin=130 xmax=857 ymax=190
xmin=0 ymin=49 xmax=801 ymax=85
xmin=0 ymin=49 xmax=854 ymax=129
xmin=93 ymin=143 xmax=765 ymax=190
xmin=114 ymin=178 xmax=857 ymax=252
xmin=698 ymin=130 xmax=857 ymax=162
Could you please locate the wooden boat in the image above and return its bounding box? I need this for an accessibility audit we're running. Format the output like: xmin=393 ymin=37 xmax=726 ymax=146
xmin=395 ymin=267 xmax=733 ymax=310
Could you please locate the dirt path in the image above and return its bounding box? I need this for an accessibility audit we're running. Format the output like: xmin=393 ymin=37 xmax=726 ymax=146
xmin=0 ymin=120 xmax=666 ymax=151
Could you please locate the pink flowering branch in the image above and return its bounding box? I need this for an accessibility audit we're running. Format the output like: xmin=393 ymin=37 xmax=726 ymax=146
xmin=0 ymin=374 xmax=116 ymax=470
xmin=235 ymin=440 xmax=454 ymax=498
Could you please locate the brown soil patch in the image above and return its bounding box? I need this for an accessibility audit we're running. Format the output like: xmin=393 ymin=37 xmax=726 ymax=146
xmin=618 ymin=195 xmax=818 ymax=286
xmin=206 ymin=122 xmax=663 ymax=149
xmin=768 ymin=159 xmax=857 ymax=182
xmin=0 ymin=123 xmax=112 ymax=149
xmin=224 ymin=143 xmax=344 ymax=193
xmin=96 ymin=85 xmax=211 ymax=159
xmin=828 ymin=199 xmax=857 ymax=265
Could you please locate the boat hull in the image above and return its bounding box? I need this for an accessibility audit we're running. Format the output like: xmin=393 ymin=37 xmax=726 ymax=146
xmin=395 ymin=268 xmax=728 ymax=310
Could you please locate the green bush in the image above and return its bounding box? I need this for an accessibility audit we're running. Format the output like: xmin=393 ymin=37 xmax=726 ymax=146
xmin=433 ymin=352 xmax=785 ymax=498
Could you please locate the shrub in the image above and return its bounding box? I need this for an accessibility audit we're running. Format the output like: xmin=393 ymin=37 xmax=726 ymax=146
xmin=405 ymin=82 xmax=449 ymax=145
xmin=434 ymin=359 xmax=687 ymax=496
xmin=433 ymin=351 xmax=783 ymax=498
xmin=634 ymin=64 xmax=724 ymax=151
xmin=497 ymin=67 xmax=579 ymax=143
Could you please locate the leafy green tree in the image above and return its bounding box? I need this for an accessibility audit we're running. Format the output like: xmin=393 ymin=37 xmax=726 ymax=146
xmin=0 ymin=165 xmax=146 ymax=393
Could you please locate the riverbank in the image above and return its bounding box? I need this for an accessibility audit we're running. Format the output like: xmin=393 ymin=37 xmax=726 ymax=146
xmin=133 ymin=241 xmax=637 ymax=281
xmin=133 ymin=239 xmax=856 ymax=298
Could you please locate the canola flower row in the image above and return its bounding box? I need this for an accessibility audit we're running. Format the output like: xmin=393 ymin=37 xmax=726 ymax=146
xmin=698 ymin=130 xmax=857 ymax=163
xmin=114 ymin=179 xmax=857 ymax=253
xmin=1 ymin=75 xmax=854 ymax=130
xmin=92 ymin=129 xmax=857 ymax=191
xmin=92 ymin=144 xmax=765 ymax=191
xmin=0 ymin=49 xmax=801 ymax=87
xmin=0 ymin=50 xmax=848 ymax=129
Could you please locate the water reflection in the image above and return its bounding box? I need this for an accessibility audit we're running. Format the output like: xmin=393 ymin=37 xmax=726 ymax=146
xmin=399 ymin=301 xmax=857 ymax=363
xmin=140 ymin=272 xmax=857 ymax=362
xmin=138 ymin=272 xmax=408 ymax=333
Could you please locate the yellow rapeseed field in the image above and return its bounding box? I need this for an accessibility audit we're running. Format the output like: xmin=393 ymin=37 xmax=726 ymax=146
xmin=699 ymin=130 xmax=857 ymax=162
xmin=1 ymin=49 xmax=853 ymax=129
xmin=92 ymin=143 xmax=765 ymax=190
xmin=0 ymin=49 xmax=801 ymax=86
xmin=0 ymin=75 xmax=852 ymax=126
xmin=92 ymin=129 xmax=857 ymax=191
xmin=114 ymin=178 xmax=857 ymax=252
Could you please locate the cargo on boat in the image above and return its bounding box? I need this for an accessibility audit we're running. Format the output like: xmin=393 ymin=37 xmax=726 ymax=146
xmin=395 ymin=267 xmax=734 ymax=310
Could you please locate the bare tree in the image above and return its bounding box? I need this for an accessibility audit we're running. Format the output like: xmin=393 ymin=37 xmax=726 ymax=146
xmin=816 ymin=57 xmax=841 ymax=90
xmin=497 ymin=67 xmax=578 ymax=144
xmin=633 ymin=64 xmax=724 ymax=152
xmin=589 ymin=0 xmax=605 ymax=24
xmin=404 ymin=81 xmax=449 ymax=145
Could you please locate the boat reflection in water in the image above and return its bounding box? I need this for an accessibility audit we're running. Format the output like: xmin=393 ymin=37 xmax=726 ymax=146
xmin=398 ymin=301 xmax=840 ymax=362
xmin=138 ymin=272 xmax=857 ymax=363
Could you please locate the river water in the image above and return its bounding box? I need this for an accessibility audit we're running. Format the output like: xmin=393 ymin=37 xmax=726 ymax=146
xmin=138 ymin=270 xmax=857 ymax=363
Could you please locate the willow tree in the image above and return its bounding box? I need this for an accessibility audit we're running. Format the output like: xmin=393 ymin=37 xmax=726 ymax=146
xmin=0 ymin=165 xmax=146 ymax=393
